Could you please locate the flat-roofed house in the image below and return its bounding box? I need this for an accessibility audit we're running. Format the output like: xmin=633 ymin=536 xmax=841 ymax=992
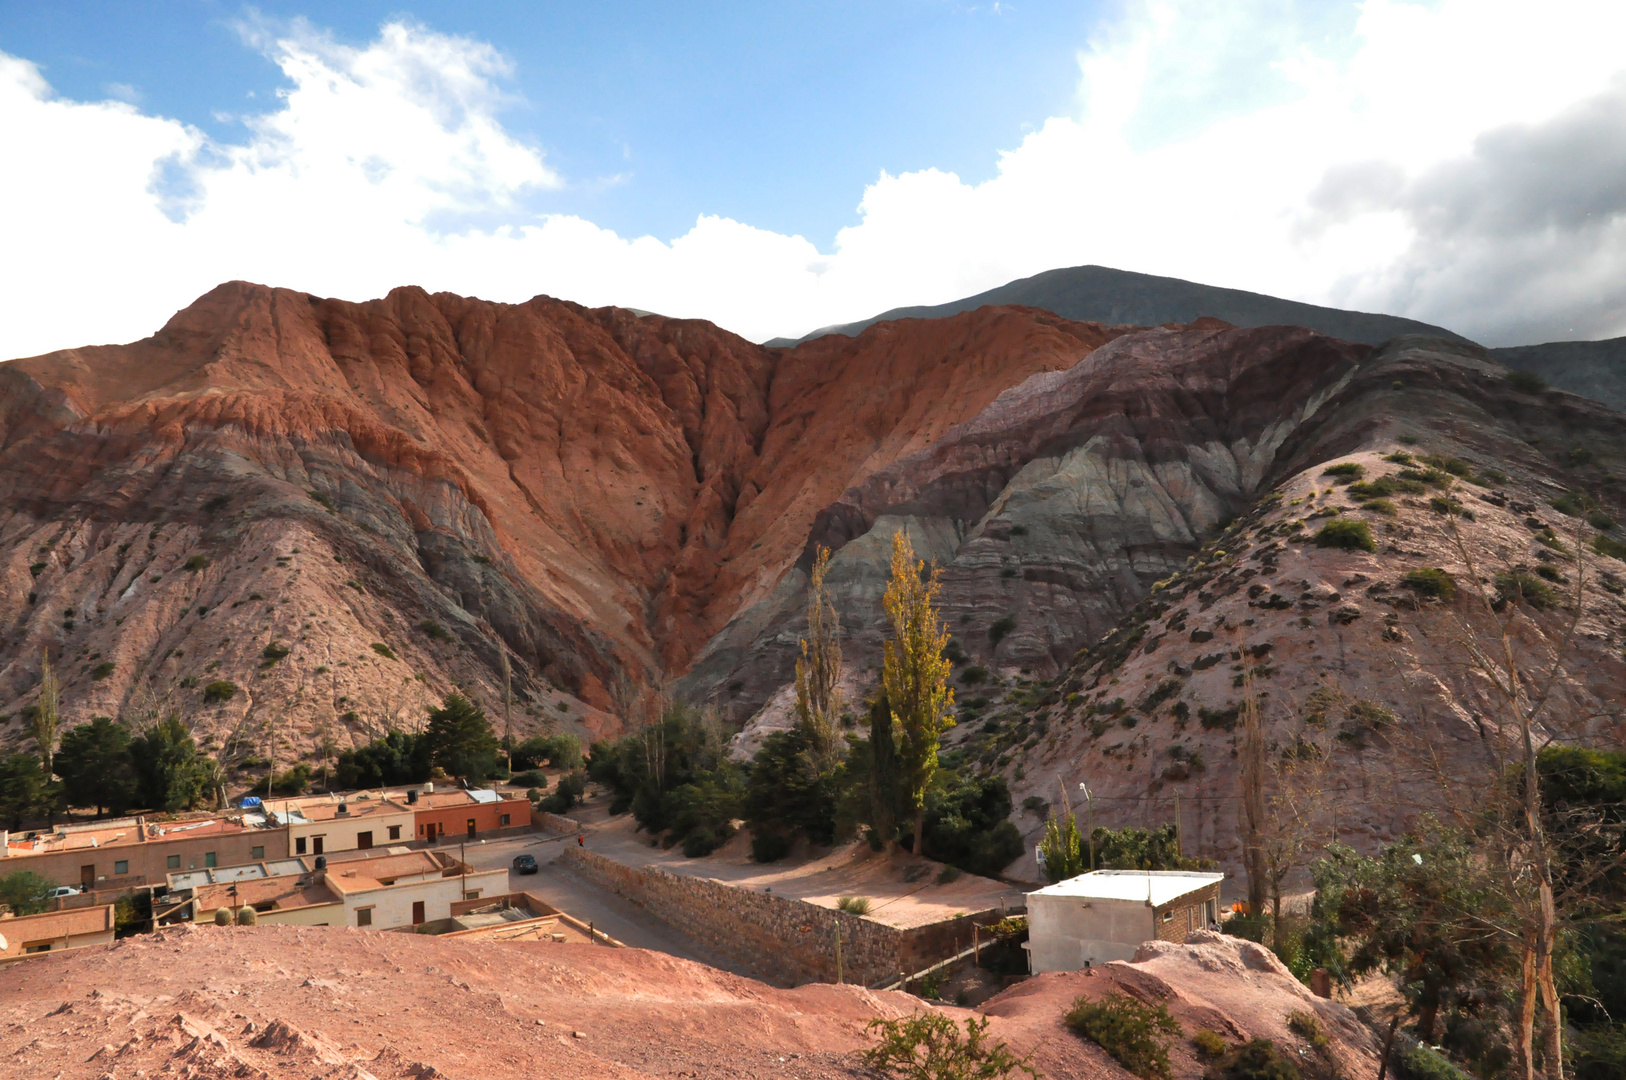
xmin=170 ymin=847 xmax=507 ymax=930
xmin=1026 ymin=870 xmax=1225 ymax=972
xmin=0 ymin=903 xmax=116 ymax=960
xmin=267 ymin=794 xmax=415 ymax=857
xmin=401 ymin=788 xmax=531 ymax=843
xmin=0 ymin=814 xmax=287 ymax=891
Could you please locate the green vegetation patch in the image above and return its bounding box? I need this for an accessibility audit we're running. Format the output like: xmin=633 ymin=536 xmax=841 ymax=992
xmin=91 ymin=662 xmax=115 ymax=681
xmin=202 ymin=679 xmax=238 ymax=703
xmin=1321 ymin=462 xmax=1365 ymax=482
xmin=418 ymin=619 xmax=452 ymax=642
xmin=1065 ymin=992 xmax=1182 ymax=1080
xmin=1401 ymin=567 xmax=1457 ymax=600
xmin=1313 ymin=519 xmax=1376 ymax=552
xmin=371 ymin=642 xmax=397 ymax=660
xmin=183 ymin=555 xmax=210 ymax=571
xmin=1507 ymin=369 xmax=1547 ymax=393
xmin=1496 ymin=571 xmax=1559 ymax=610
xmin=1592 ymin=534 xmax=1626 ymax=561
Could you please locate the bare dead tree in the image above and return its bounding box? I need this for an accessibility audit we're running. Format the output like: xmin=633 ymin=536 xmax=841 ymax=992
xmin=1237 ymin=672 xmax=1268 ymax=917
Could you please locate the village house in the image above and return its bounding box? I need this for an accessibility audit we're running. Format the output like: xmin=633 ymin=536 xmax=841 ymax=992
xmin=0 ymin=903 xmax=116 ymax=960
xmin=386 ymin=786 xmax=533 ymax=843
xmin=1025 ymin=870 xmax=1224 ymax=972
xmin=165 ymin=846 xmax=507 ymax=930
xmin=0 ymin=814 xmax=287 ymax=891
xmin=265 ymin=793 xmax=416 ymax=856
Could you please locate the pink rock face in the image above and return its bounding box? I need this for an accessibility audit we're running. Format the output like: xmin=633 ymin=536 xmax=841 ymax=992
xmin=0 ymin=283 xmax=1121 ymax=757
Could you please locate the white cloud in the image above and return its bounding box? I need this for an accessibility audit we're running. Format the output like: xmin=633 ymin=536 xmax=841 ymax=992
xmin=2 ymin=1 xmax=1625 ymax=359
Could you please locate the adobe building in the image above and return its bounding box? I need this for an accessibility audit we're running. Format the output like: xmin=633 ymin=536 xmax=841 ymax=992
xmin=0 ymin=814 xmax=287 ymax=890
xmin=266 ymin=793 xmax=415 ymax=856
xmin=393 ymin=787 xmax=532 ymax=843
xmin=1025 ymin=870 xmax=1224 ymax=972
xmin=168 ymin=846 xmax=507 ymax=930
xmin=0 ymin=903 xmax=116 ymax=959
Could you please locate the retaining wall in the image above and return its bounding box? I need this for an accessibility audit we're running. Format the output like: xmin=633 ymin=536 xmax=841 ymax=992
xmin=559 ymin=847 xmax=1014 ymax=986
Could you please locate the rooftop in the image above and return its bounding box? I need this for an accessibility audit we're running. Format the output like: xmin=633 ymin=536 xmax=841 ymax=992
xmin=1027 ymin=870 xmax=1225 ymax=907
xmin=269 ymin=799 xmax=411 ymax=825
xmin=0 ymin=904 xmax=114 ymax=956
xmin=3 ymin=815 xmax=266 ymax=857
xmin=193 ymin=875 xmax=338 ymax=914
xmin=165 ymin=847 xmax=460 ymax=896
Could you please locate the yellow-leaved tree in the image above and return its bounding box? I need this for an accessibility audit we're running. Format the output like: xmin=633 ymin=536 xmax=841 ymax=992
xmin=881 ymin=529 xmax=955 ymax=855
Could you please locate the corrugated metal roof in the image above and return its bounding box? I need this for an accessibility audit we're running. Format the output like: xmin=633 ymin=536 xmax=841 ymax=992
xmin=1027 ymin=870 xmax=1224 ymax=907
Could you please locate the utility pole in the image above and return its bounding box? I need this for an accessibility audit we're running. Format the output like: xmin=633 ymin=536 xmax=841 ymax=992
xmin=1080 ymin=782 xmax=1095 ymax=871
xmin=1174 ymin=791 xmax=1182 ymax=860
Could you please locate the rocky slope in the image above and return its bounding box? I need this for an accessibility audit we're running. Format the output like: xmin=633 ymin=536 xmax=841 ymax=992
xmin=0 ymin=284 xmax=1119 ymax=768
xmin=0 ymin=922 xmax=1379 ymax=1079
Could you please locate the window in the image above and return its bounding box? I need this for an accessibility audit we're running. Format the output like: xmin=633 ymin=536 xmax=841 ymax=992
xmin=464 ymin=891 xmax=481 ymax=900
xmin=204 ymin=851 xmax=217 ymax=868
xmin=167 ymin=855 xmax=181 ymax=870
xmin=499 ymin=813 xmax=510 ymax=827
xmin=23 ymin=943 xmax=51 ymax=954
xmin=114 ymin=860 xmax=129 ymax=876
xmin=295 ymin=837 xmax=307 ymax=855
xmin=356 ymin=908 xmax=373 ymax=927
xmin=1161 ymin=911 xmax=1173 ymax=922
xmin=388 ymin=825 xmax=401 ymax=841
xmin=250 ymin=846 xmax=264 ymax=860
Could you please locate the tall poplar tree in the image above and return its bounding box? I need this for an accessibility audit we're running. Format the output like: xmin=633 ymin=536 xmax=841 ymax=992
xmin=881 ymin=529 xmax=955 ymax=856
xmin=31 ymin=651 xmax=59 ymax=777
xmin=794 ymin=544 xmax=843 ymax=767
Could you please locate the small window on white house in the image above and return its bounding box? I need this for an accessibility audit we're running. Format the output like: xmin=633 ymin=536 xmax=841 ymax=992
xmin=1161 ymin=911 xmax=1174 ymax=922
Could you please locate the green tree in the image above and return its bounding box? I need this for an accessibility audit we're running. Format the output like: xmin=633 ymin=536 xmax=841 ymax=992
xmin=0 ymin=870 xmax=57 ymax=916
xmin=424 ymin=693 xmax=501 ymax=782
xmin=0 ymin=752 xmax=49 ymax=829
xmin=1039 ymin=813 xmax=1086 ymax=883
xmin=129 ymin=714 xmax=210 ymax=812
xmin=866 ymin=692 xmax=905 ymax=847
xmin=1091 ymin=823 xmax=1214 ymax=872
xmin=334 ymin=730 xmax=431 ymax=788
xmin=745 ymin=724 xmax=838 ymax=846
xmin=794 ymin=544 xmax=844 ymax=767
xmin=30 ymin=650 xmax=60 ymax=776
xmin=881 ymin=529 xmax=955 ymax=854
xmin=55 ymin=717 xmax=136 ymax=817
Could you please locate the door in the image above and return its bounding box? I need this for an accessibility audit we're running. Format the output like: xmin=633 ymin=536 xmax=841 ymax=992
xmin=466 ymin=818 xmax=477 ymax=839
xmin=313 ymin=836 xmax=325 ymax=856
xmin=356 ymin=831 xmax=373 ymax=850
xmin=79 ymin=864 xmax=95 ymax=889
xmin=411 ymin=900 xmax=425 ymax=925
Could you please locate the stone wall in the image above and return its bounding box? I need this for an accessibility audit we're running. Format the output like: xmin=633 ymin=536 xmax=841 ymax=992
xmin=559 ymin=847 xmax=1016 ymax=987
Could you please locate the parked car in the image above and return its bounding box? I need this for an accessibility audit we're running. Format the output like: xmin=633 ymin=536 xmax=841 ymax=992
xmin=512 ymin=853 xmax=538 ymax=875
xmin=49 ymin=885 xmax=82 ymax=898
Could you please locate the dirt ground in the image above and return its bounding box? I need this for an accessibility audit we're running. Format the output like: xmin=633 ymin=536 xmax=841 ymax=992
xmin=564 ymin=793 xmax=1030 ymax=930
xmin=0 ymin=923 xmax=1383 ymax=1080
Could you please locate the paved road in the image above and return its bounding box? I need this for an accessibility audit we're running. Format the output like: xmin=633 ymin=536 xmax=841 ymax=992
xmin=442 ymin=830 xmax=759 ymax=979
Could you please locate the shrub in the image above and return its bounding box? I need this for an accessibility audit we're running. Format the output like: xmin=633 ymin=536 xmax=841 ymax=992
xmin=959 ymin=665 xmax=989 ymax=685
xmin=538 ymin=770 xmax=587 ymax=814
xmin=988 ymin=616 xmax=1017 ymax=646
xmin=261 ymin=641 xmax=290 ymax=664
xmin=202 ymin=494 xmax=230 ymax=513
xmin=937 ymin=865 xmax=963 ymax=884
xmin=1507 ymin=369 xmax=1547 ymax=393
xmin=1321 ymin=462 xmax=1364 ymax=482
xmin=682 ymin=828 xmax=721 ymax=857
xmin=1495 ymin=571 xmax=1559 ymax=610
xmin=1427 ymin=496 xmax=1472 ymax=519
xmin=1199 ymin=704 xmax=1240 ymax=732
xmin=0 ymin=870 xmax=58 ymax=916
xmin=1348 ymin=475 xmax=1426 ymax=500
xmin=864 ymin=1013 xmax=1037 ymax=1080
xmin=91 ymin=662 xmax=115 ymax=680
xmin=202 ymin=679 xmax=238 ymax=703
xmin=1193 ymin=1030 xmax=1229 ymax=1059
xmin=751 ymin=831 xmax=792 ymax=863
xmin=1361 ymin=498 xmax=1397 ymax=516
xmin=1313 ymin=519 xmax=1375 ymax=551
xmin=1592 ymin=534 xmax=1626 ymax=560
xmin=1401 ymin=567 xmax=1457 ymax=600
xmin=1588 ymin=510 xmax=1617 ymax=531
xmin=1398 ymin=1043 xmax=1472 ymax=1080
xmin=308 ymin=489 xmax=336 ymax=510
xmin=1534 ymin=564 xmax=1566 ymax=584
xmin=512 ymin=768 xmax=548 ymax=788
xmin=1285 ymin=1011 xmax=1327 ymax=1048
xmin=1065 ymin=992 xmax=1182 ymax=1080
xmin=1207 ymin=1038 xmax=1302 ymax=1080
xmin=183 ymin=554 xmax=210 ymax=571
xmin=511 ymin=733 xmax=583 ymax=771
xmin=371 ymin=642 xmax=397 ymax=660
xmin=250 ymin=764 xmax=312 ymax=796
xmin=837 ymin=895 xmax=872 ymax=915
xmin=1550 ymin=492 xmax=1585 ymax=517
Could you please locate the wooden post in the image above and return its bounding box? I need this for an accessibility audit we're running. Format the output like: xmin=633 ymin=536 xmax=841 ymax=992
xmin=834 ymin=921 xmax=842 ymax=985
xmin=973 ymin=923 xmax=980 ymax=965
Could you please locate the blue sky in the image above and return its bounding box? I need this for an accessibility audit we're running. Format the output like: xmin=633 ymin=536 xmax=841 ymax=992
xmin=1 ymin=2 xmax=1624 ymax=355
xmin=0 ymin=1 xmax=1105 ymax=245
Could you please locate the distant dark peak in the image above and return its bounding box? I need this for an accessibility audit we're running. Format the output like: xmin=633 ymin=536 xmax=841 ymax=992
xmin=781 ymin=263 xmax=1472 ymax=348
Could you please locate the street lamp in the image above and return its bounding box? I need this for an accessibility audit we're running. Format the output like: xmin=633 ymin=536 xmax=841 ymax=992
xmin=1079 ymin=783 xmax=1095 ymax=871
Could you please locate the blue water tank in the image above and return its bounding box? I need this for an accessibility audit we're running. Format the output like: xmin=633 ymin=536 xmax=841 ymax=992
xmin=239 ymin=796 xmax=263 ymax=810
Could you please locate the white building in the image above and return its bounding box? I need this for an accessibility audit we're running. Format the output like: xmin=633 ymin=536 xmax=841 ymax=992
xmin=1025 ymin=870 xmax=1225 ymax=972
